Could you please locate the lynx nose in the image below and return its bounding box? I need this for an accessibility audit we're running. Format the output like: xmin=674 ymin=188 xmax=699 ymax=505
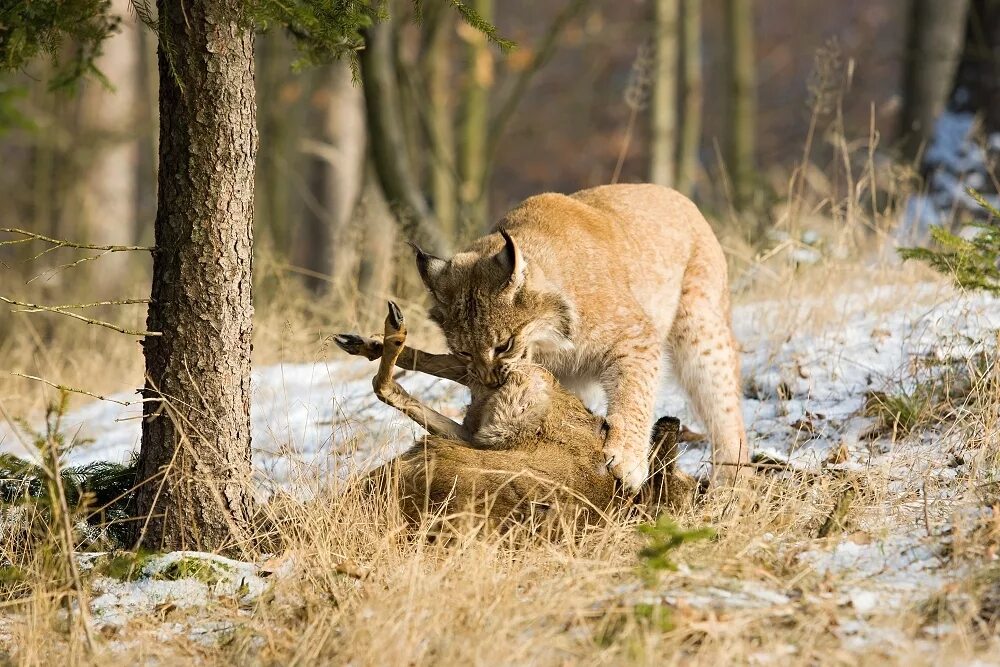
xmin=474 ymin=364 xmax=501 ymax=388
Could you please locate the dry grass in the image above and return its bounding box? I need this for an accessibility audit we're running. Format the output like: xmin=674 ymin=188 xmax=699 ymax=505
xmin=3 ymin=343 xmax=999 ymax=666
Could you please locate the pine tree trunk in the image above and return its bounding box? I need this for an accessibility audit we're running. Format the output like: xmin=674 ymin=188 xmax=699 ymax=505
xmin=459 ymin=0 xmax=492 ymax=236
xmin=650 ymin=0 xmax=679 ymax=187
xmin=676 ymin=0 xmax=703 ymax=195
xmin=724 ymin=0 xmax=756 ymax=212
xmin=134 ymin=0 xmax=256 ymax=552
xmin=899 ymin=0 xmax=969 ymax=162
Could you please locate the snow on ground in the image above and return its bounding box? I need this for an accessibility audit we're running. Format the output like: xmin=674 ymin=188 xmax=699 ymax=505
xmin=7 ymin=284 xmax=998 ymax=485
xmin=1 ymin=284 xmax=999 ymax=656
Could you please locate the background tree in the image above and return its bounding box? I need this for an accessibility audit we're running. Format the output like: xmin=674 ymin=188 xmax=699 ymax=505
xmin=76 ymin=0 xmax=139 ymax=292
xmin=676 ymin=0 xmax=702 ymax=195
xmin=459 ymin=0 xmax=493 ymax=236
xmin=422 ymin=0 xmax=458 ymax=240
xmin=902 ymin=0 xmax=1000 ymax=240
xmin=360 ymin=18 xmax=449 ymax=255
xmin=723 ymin=0 xmax=756 ymax=212
xmin=649 ymin=0 xmax=679 ymax=187
xmin=898 ymin=0 xmax=969 ymax=163
xmin=298 ymin=62 xmax=367 ymax=290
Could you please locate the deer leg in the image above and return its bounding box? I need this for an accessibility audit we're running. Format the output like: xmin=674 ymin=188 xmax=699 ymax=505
xmin=333 ymin=334 xmax=469 ymax=384
xmin=371 ymin=302 xmax=470 ymax=441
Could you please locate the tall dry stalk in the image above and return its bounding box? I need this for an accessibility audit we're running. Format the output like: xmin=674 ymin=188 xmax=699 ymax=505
xmin=612 ymin=40 xmax=654 ymax=184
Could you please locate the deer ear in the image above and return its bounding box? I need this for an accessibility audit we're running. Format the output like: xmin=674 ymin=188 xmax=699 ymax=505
xmin=410 ymin=243 xmax=448 ymax=299
xmin=496 ymin=228 xmax=526 ymax=291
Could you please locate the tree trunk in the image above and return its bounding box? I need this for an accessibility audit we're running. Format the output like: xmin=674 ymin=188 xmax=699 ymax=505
xmin=724 ymin=0 xmax=756 ymax=212
xmin=423 ymin=0 xmax=457 ymax=241
xmin=948 ymin=0 xmax=1000 ymax=128
xmin=676 ymin=0 xmax=702 ymax=195
xmin=77 ymin=0 xmax=139 ymax=290
xmin=324 ymin=63 xmax=367 ymax=289
xmin=357 ymin=161 xmax=398 ymax=323
xmin=898 ymin=0 xmax=969 ymax=162
xmin=360 ymin=20 xmax=448 ymax=255
xmin=649 ymin=0 xmax=679 ymax=187
xmin=134 ymin=0 xmax=256 ymax=552
xmin=256 ymin=31 xmax=299 ymax=257
xmin=459 ymin=0 xmax=493 ymax=237
xmin=297 ymin=62 xmax=367 ymax=291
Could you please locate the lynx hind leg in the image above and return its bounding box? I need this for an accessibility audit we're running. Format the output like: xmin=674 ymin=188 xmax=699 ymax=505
xmin=669 ymin=296 xmax=749 ymax=486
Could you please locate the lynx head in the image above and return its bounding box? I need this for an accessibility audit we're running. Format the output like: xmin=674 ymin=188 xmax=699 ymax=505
xmin=413 ymin=229 xmax=576 ymax=388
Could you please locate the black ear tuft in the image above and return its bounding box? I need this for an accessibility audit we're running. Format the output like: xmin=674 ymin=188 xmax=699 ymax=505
xmin=410 ymin=242 xmax=448 ymax=298
xmin=495 ymin=227 xmax=526 ymax=290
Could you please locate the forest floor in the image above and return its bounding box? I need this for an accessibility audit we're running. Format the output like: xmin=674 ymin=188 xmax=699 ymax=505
xmin=1 ymin=267 xmax=1000 ymax=665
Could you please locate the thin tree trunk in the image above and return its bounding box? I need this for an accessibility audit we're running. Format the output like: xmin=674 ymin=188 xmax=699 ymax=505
xmin=360 ymin=20 xmax=448 ymax=254
xmin=324 ymin=62 xmax=367 ymax=289
xmin=134 ymin=0 xmax=256 ymax=552
xmin=423 ymin=1 xmax=457 ymax=241
xmin=948 ymin=0 xmax=1000 ymax=129
xmin=676 ymin=0 xmax=702 ymax=195
xmin=459 ymin=0 xmax=492 ymax=236
xmin=297 ymin=62 xmax=367 ymax=290
xmin=899 ymin=0 xmax=969 ymax=162
xmin=357 ymin=162 xmax=398 ymax=307
xmin=256 ymin=31 xmax=295 ymax=257
xmin=724 ymin=0 xmax=756 ymax=212
xmin=650 ymin=0 xmax=679 ymax=187
xmin=78 ymin=0 xmax=139 ymax=290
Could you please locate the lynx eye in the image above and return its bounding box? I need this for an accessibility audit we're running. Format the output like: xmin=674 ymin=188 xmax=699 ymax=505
xmin=494 ymin=337 xmax=516 ymax=356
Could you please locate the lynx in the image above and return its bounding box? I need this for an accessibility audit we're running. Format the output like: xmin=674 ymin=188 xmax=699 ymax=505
xmin=411 ymin=183 xmax=748 ymax=490
xmin=334 ymin=302 xmax=694 ymax=525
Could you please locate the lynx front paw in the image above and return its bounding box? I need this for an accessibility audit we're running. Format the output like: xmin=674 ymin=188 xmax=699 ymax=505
xmin=603 ymin=425 xmax=650 ymax=493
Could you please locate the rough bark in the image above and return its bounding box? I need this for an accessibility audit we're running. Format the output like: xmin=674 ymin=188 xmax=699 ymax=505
xmin=360 ymin=20 xmax=448 ymax=255
xmin=899 ymin=0 xmax=969 ymax=162
xmin=676 ymin=0 xmax=703 ymax=195
xmin=724 ymin=0 xmax=757 ymax=211
xmin=134 ymin=0 xmax=256 ymax=552
xmin=650 ymin=0 xmax=679 ymax=187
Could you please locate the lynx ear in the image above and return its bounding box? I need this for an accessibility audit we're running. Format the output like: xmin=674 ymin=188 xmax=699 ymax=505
xmin=410 ymin=243 xmax=448 ymax=300
xmin=496 ymin=228 xmax=526 ymax=292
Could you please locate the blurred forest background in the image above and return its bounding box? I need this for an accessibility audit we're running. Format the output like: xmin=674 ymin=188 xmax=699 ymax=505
xmin=1 ymin=0 xmax=996 ymax=331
